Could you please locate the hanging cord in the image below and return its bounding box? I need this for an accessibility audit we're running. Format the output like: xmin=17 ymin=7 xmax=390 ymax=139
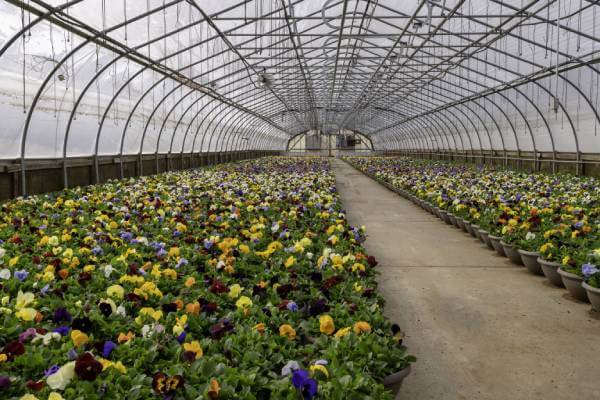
xmin=96 ymin=45 xmax=101 ymax=124
xmin=576 ymin=0 xmax=581 ymax=51
xmin=50 ymin=23 xmax=57 ymax=118
xmin=124 ymin=0 xmax=128 ymax=42
xmin=21 ymin=8 xmax=26 ymax=113
xmin=594 ymin=2 xmax=599 ymax=136
xmin=545 ymin=2 xmax=550 ymax=59
xmin=553 ymin=0 xmax=560 ymax=114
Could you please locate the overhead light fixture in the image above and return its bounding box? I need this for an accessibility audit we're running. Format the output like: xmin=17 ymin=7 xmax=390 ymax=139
xmin=257 ymin=68 xmax=273 ymax=89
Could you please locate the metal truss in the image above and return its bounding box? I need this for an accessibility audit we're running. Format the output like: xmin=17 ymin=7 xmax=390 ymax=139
xmin=2 ymin=0 xmax=600 ymax=193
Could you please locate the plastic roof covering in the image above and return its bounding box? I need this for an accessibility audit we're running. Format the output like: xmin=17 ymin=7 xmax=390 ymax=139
xmin=1 ymin=0 xmax=600 ymax=161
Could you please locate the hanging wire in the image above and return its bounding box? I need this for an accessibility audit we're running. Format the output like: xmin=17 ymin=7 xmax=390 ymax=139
xmin=553 ymin=0 xmax=561 ymax=115
xmin=50 ymin=23 xmax=57 ymax=118
xmin=21 ymin=8 xmax=26 ymax=113
xmin=96 ymin=45 xmax=101 ymax=124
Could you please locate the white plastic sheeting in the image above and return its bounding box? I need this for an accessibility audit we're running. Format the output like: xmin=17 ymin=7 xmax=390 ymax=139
xmin=0 ymin=0 xmax=599 ymax=159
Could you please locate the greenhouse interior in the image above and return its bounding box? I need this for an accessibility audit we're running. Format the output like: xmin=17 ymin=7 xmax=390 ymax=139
xmin=0 ymin=0 xmax=599 ymax=399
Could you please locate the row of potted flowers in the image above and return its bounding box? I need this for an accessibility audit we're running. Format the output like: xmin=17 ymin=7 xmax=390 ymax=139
xmin=343 ymin=156 xmax=600 ymax=311
xmin=0 ymin=157 xmax=414 ymax=399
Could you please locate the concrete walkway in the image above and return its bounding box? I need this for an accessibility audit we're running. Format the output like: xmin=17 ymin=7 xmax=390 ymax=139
xmin=332 ymin=159 xmax=600 ymax=400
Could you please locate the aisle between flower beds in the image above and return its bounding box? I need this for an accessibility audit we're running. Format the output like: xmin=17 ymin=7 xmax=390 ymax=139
xmin=344 ymin=156 xmax=600 ymax=312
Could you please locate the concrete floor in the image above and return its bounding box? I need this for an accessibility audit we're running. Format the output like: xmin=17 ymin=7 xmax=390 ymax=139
xmin=332 ymin=159 xmax=600 ymax=400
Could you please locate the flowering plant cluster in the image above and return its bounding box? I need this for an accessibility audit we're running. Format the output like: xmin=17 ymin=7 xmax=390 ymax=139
xmin=344 ymin=157 xmax=600 ymax=288
xmin=0 ymin=157 xmax=413 ymax=399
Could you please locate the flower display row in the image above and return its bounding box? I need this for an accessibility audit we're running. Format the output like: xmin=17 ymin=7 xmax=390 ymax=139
xmin=344 ymin=156 xmax=600 ymax=309
xmin=0 ymin=157 xmax=413 ymax=399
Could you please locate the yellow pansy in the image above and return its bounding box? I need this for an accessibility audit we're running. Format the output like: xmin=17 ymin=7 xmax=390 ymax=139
xmin=279 ymin=324 xmax=296 ymax=340
xmin=106 ymin=284 xmax=125 ymax=299
xmin=168 ymin=247 xmax=180 ymax=258
xmin=15 ymin=307 xmax=37 ymax=321
xmin=319 ymin=315 xmax=335 ymax=335
xmin=117 ymin=331 xmax=135 ymax=343
xmin=334 ymin=327 xmax=351 ymax=338
xmin=353 ymin=321 xmax=372 ymax=335
xmin=351 ymin=263 xmax=365 ymax=272
xmin=235 ymin=296 xmax=252 ymax=310
xmin=139 ymin=307 xmax=163 ymax=321
xmin=71 ymin=330 xmax=89 ymax=347
xmin=162 ymin=268 xmax=177 ymax=280
xmin=173 ymin=314 xmax=188 ymax=336
xmin=284 ymin=256 xmax=296 ymax=268
xmin=48 ymin=393 xmax=64 ymax=400
xmin=310 ymin=364 xmax=329 ymax=378
xmin=98 ymin=358 xmax=127 ymax=374
xmin=228 ymin=284 xmax=242 ymax=299
xmin=239 ymin=244 xmax=250 ymax=254
xmin=253 ymin=323 xmax=266 ymax=334
xmin=183 ymin=340 xmax=203 ymax=359
xmin=184 ymin=277 xmax=195 ymax=287
xmin=15 ymin=291 xmax=35 ymax=310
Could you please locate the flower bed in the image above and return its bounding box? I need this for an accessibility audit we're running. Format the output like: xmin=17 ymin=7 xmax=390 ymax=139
xmin=344 ymin=156 xmax=600 ymax=291
xmin=0 ymin=157 xmax=413 ymax=399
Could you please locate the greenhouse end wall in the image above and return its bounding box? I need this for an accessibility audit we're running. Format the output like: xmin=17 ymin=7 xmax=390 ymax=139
xmin=0 ymin=151 xmax=279 ymax=201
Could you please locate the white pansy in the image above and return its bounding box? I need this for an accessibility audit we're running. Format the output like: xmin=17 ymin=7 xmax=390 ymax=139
xmin=0 ymin=269 xmax=10 ymax=280
xmin=32 ymin=332 xmax=61 ymax=346
xmin=0 ymin=247 xmax=5 ymax=260
xmin=281 ymin=360 xmax=300 ymax=376
xmin=116 ymin=305 xmax=126 ymax=316
xmin=525 ymin=232 xmax=536 ymax=241
xmin=141 ymin=324 xmax=151 ymax=337
xmin=46 ymin=361 xmax=76 ymax=390
xmin=103 ymin=264 xmax=114 ymax=278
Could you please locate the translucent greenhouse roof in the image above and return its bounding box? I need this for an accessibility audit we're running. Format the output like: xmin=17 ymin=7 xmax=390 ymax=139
xmin=1 ymin=0 xmax=600 ymax=160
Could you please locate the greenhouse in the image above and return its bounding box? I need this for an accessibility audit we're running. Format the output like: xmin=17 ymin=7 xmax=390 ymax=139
xmin=0 ymin=0 xmax=599 ymax=399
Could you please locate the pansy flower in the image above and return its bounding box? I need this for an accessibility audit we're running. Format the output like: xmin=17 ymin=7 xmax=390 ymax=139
xmin=291 ymin=369 xmax=318 ymax=400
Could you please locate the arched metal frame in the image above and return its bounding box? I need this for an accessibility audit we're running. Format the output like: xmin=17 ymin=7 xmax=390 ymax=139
xmin=2 ymin=0 xmax=600 ymax=194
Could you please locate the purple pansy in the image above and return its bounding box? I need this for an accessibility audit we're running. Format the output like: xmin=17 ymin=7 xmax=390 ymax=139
xmin=14 ymin=270 xmax=28 ymax=282
xmin=582 ymin=263 xmax=599 ymax=278
xmin=18 ymin=328 xmax=37 ymax=343
xmin=102 ymin=341 xmax=117 ymax=358
xmin=53 ymin=307 xmax=72 ymax=323
xmin=53 ymin=326 xmax=71 ymax=336
xmin=44 ymin=364 xmax=60 ymax=377
xmin=291 ymin=369 xmax=318 ymax=400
